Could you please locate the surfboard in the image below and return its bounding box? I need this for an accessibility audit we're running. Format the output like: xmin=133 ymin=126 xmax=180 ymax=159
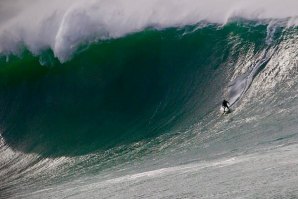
xmin=220 ymin=106 xmax=232 ymax=114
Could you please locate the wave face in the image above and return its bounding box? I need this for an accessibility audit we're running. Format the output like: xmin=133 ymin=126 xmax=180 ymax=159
xmin=1 ymin=24 xmax=247 ymax=156
xmin=1 ymin=18 xmax=298 ymax=198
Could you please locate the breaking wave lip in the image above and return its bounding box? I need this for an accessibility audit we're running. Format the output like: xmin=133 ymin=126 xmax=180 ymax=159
xmin=1 ymin=0 xmax=298 ymax=62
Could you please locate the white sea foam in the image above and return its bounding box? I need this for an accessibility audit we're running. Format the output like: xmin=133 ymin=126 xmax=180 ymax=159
xmin=0 ymin=0 xmax=298 ymax=62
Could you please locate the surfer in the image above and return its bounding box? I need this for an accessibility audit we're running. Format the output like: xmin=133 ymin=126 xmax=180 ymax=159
xmin=222 ymin=99 xmax=230 ymax=113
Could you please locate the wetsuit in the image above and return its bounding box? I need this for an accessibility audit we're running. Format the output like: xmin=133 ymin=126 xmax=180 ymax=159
xmin=222 ymin=100 xmax=230 ymax=112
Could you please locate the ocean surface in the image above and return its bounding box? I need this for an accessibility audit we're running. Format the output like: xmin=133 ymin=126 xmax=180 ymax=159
xmin=1 ymin=1 xmax=298 ymax=198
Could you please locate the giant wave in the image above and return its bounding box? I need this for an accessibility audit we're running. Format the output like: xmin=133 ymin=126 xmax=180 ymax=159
xmin=1 ymin=1 xmax=298 ymax=198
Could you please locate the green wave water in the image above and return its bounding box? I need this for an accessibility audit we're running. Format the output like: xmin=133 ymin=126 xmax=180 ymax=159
xmin=0 ymin=22 xmax=276 ymax=157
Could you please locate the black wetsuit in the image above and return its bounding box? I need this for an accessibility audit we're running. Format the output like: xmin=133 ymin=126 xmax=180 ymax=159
xmin=222 ymin=100 xmax=230 ymax=112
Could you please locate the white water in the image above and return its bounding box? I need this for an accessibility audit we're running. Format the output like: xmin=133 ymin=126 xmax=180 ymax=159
xmin=1 ymin=0 xmax=298 ymax=61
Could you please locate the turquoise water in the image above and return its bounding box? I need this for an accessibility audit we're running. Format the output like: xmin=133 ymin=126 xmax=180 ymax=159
xmin=1 ymin=20 xmax=298 ymax=198
xmin=0 ymin=22 xmax=270 ymax=156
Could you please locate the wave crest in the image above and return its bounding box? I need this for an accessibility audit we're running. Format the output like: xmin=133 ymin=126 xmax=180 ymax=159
xmin=0 ymin=0 xmax=298 ymax=62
